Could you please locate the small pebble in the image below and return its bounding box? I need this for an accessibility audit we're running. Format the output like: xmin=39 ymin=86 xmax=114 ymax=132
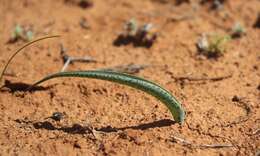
xmin=50 ymin=112 xmax=64 ymax=121
xmin=232 ymin=95 xmax=240 ymax=102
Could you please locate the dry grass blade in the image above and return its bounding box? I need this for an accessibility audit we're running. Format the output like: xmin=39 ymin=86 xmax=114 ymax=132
xmin=0 ymin=35 xmax=60 ymax=85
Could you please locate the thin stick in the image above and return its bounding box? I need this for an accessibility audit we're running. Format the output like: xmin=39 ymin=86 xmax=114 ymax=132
xmin=69 ymin=56 xmax=96 ymax=62
xmin=172 ymin=74 xmax=233 ymax=82
xmin=60 ymin=56 xmax=96 ymax=72
xmin=61 ymin=58 xmax=71 ymax=72
xmin=199 ymin=144 xmax=233 ymax=149
xmin=172 ymin=136 xmax=233 ymax=149
xmin=99 ymin=64 xmax=150 ymax=74
xmin=60 ymin=44 xmax=96 ymax=72
xmin=165 ymin=71 xmax=233 ymax=85
xmin=0 ymin=35 xmax=60 ymax=84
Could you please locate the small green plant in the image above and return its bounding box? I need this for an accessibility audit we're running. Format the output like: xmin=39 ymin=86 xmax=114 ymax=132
xmin=0 ymin=36 xmax=185 ymax=124
xmin=11 ymin=25 xmax=23 ymax=40
xmin=231 ymin=22 xmax=246 ymax=38
xmin=197 ymin=33 xmax=231 ymax=58
xmin=114 ymin=19 xmax=158 ymax=48
xmin=9 ymin=25 xmax=34 ymax=43
xmin=28 ymin=70 xmax=185 ymax=123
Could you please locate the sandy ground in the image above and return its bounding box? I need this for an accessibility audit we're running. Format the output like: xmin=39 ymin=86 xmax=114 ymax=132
xmin=0 ymin=0 xmax=259 ymax=155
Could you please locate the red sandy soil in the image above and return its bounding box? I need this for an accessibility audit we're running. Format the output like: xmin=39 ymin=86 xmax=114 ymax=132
xmin=0 ymin=0 xmax=259 ymax=155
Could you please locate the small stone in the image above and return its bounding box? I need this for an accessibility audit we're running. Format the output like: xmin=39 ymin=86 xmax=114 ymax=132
xmin=232 ymin=95 xmax=240 ymax=102
xmin=253 ymin=13 xmax=260 ymax=28
xmin=50 ymin=112 xmax=64 ymax=121
xmin=78 ymin=0 xmax=93 ymax=9
xmin=74 ymin=141 xmax=81 ymax=149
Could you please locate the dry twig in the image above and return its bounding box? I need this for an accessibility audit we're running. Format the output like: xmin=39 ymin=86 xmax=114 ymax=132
xmin=60 ymin=44 xmax=96 ymax=71
xmin=99 ymin=63 xmax=150 ymax=74
xmin=166 ymin=71 xmax=233 ymax=85
xmin=172 ymin=136 xmax=233 ymax=149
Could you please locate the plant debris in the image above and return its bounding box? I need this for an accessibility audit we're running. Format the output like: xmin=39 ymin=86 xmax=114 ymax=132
xmin=151 ymin=0 xmax=190 ymax=5
xmin=99 ymin=63 xmax=150 ymax=74
xmin=113 ymin=19 xmax=158 ymax=48
xmin=171 ymin=135 xmax=233 ymax=149
xmin=79 ymin=17 xmax=90 ymax=29
xmin=60 ymin=44 xmax=96 ymax=71
xmin=166 ymin=71 xmax=233 ymax=87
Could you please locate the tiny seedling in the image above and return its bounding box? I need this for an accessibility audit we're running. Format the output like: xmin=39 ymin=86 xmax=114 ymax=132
xmin=11 ymin=25 xmax=23 ymax=41
xmin=197 ymin=33 xmax=231 ymax=58
xmin=0 ymin=36 xmax=185 ymax=124
xmin=125 ymin=18 xmax=138 ymax=36
xmin=114 ymin=19 xmax=158 ymax=48
xmin=135 ymin=23 xmax=157 ymax=46
xmin=231 ymin=22 xmax=246 ymax=38
xmin=9 ymin=25 xmax=34 ymax=43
